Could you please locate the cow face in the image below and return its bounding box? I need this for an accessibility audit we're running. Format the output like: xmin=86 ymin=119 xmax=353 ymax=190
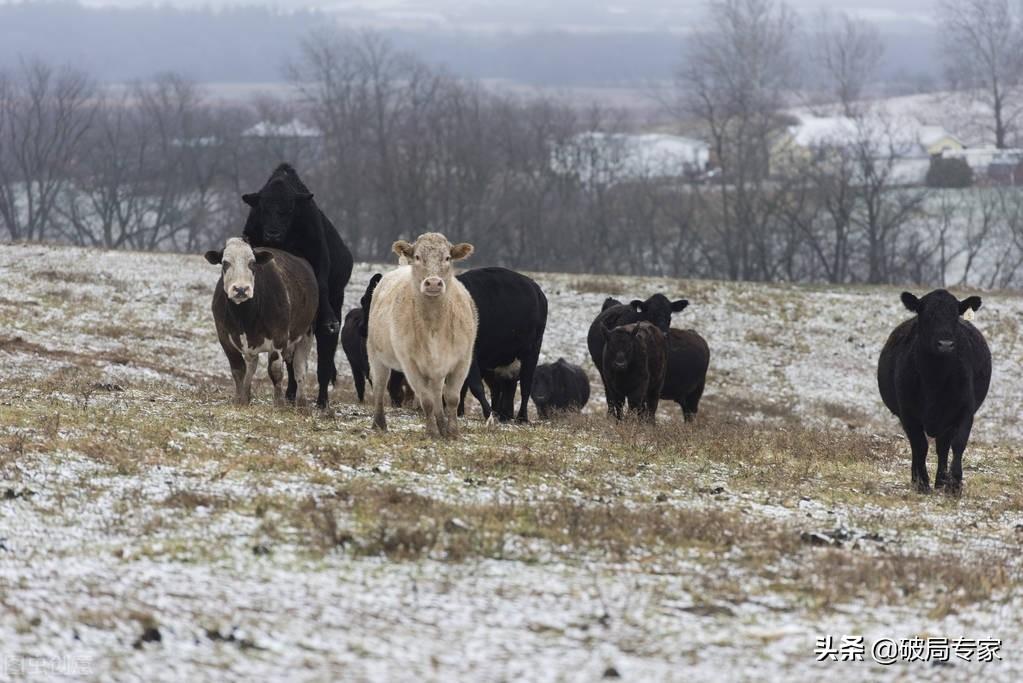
xmin=629 ymin=294 xmax=688 ymax=333
xmin=393 ymin=232 xmax=473 ymax=298
xmin=242 ymin=178 xmax=313 ymax=245
xmin=532 ymin=364 xmax=554 ymax=403
xmin=205 ymin=238 xmax=274 ymax=304
xmin=602 ymin=324 xmax=643 ymax=372
xmin=901 ymin=289 xmax=982 ymax=356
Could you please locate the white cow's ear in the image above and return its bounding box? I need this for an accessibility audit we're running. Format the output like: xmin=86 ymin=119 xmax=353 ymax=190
xmin=204 ymin=250 xmax=223 ymax=265
xmin=393 ymin=240 xmax=414 ymax=261
xmin=450 ymin=243 xmax=474 ymax=261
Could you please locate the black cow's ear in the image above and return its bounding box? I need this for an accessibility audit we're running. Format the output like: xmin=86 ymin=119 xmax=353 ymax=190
xmin=671 ymin=299 xmax=689 ymax=312
xmin=204 ymin=250 xmax=223 ymax=265
xmin=959 ymin=296 xmax=982 ymax=315
xmin=630 ymin=299 xmax=645 ymax=312
xmin=297 ymin=192 xmax=314 ymax=202
xmin=900 ymin=292 xmax=919 ymax=312
xmin=242 ymin=193 xmax=260 ymax=207
xmin=254 ymin=250 xmax=275 ymax=265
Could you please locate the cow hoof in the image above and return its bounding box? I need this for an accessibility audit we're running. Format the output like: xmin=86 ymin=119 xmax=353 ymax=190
xmin=485 ymin=414 xmax=496 ymax=428
xmin=913 ymin=480 xmax=932 ymax=494
xmin=946 ymin=481 xmax=963 ymax=497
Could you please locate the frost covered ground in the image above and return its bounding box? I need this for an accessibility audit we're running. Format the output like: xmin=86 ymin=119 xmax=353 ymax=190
xmin=1 ymin=243 xmax=1022 ymax=682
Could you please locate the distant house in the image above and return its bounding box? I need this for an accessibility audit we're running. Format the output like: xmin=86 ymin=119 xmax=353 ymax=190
xmin=242 ymin=119 xmax=321 ymax=139
xmin=553 ymin=132 xmax=711 ymax=184
xmin=771 ymin=114 xmax=964 ymax=185
xmin=941 ymin=147 xmax=1023 ymax=185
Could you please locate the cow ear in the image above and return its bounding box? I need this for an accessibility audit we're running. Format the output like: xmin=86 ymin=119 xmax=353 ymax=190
xmin=393 ymin=240 xmax=414 ymax=260
xmin=450 ymin=243 xmax=474 ymax=261
xmin=254 ymin=250 xmax=275 ymax=265
xmin=900 ymin=292 xmax=919 ymax=312
xmin=204 ymin=250 xmax=223 ymax=265
xmin=297 ymin=192 xmax=314 ymax=202
xmin=671 ymin=299 xmax=689 ymax=312
xmin=959 ymin=296 xmax=982 ymax=315
xmin=630 ymin=299 xmax=645 ymax=312
xmin=242 ymin=193 xmax=260 ymax=207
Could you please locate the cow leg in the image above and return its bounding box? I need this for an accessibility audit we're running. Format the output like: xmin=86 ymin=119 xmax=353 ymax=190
xmin=370 ymin=357 xmax=390 ymax=431
xmin=285 ymin=362 xmax=298 ymax=403
xmin=457 ymin=381 xmax=469 ymax=417
xmin=239 ymin=354 xmax=259 ymax=406
xmin=387 ymin=371 xmax=407 ymax=407
xmin=221 ymin=341 xmax=246 ymax=405
xmin=516 ymin=352 xmax=540 ymax=424
xmin=605 ymin=387 xmax=625 ymax=421
xmin=315 ymin=327 xmax=339 ymax=410
xmin=352 ymin=365 xmax=367 ymax=403
xmin=934 ymin=432 xmax=952 ymax=490
xmin=315 ymin=276 xmax=341 ymax=336
xmin=901 ymin=417 xmax=931 ymax=493
xmin=268 ymin=350 xmax=286 ymax=407
xmin=465 ymin=362 xmax=492 ymax=421
xmin=948 ymin=416 xmax=973 ymax=496
xmin=292 ymin=333 xmax=313 ymax=407
xmin=409 ymin=374 xmax=443 ymax=437
xmin=683 ymin=379 xmax=705 ymax=423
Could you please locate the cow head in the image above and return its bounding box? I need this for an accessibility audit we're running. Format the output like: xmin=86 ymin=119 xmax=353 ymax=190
xmin=532 ymin=363 xmax=555 ymax=403
xmin=242 ymin=177 xmax=313 ymax=245
xmin=901 ymin=289 xmax=982 ymax=356
xmin=392 ymin=232 xmax=473 ymax=298
xmin=629 ymin=294 xmax=688 ymax=333
xmin=205 ymin=238 xmax=274 ymax=304
xmin=602 ymin=323 xmax=643 ymax=372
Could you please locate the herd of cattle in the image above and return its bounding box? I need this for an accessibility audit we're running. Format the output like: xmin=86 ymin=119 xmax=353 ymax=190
xmin=202 ymin=164 xmax=992 ymax=494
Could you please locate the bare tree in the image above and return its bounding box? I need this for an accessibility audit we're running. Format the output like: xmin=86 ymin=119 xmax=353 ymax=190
xmin=0 ymin=60 xmax=95 ymax=241
xmin=674 ymin=0 xmax=799 ymax=280
xmin=813 ymin=11 xmax=885 ymax=117
xmin=940 ymin=0 xmax=1023 ymax=148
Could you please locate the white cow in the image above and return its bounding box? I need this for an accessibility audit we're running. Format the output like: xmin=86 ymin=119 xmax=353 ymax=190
xmin=367 ymin=232 xmax=477 ymax=437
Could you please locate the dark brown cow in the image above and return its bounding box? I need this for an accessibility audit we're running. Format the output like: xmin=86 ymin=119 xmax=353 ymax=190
xmin=206 ymin=238 xmax=318 ymax=406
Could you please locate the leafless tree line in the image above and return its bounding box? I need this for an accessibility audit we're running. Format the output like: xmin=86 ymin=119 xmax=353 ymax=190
xmin=2 ymin=3 xmax=1023 ymax=290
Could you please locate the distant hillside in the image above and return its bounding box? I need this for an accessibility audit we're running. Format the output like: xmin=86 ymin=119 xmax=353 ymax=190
xmin=0 ymin=1 xmax=940 ymax=87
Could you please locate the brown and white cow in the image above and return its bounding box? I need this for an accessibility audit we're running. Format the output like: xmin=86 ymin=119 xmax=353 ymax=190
xmin=367 ymin=232 xmax=477 ymax=437
xmin=205 ymin=237 xmax=318 ymax=407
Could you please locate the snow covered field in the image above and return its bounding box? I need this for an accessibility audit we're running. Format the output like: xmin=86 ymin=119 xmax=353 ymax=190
xmin=1 ymin=243 xmax=1022 ymax=682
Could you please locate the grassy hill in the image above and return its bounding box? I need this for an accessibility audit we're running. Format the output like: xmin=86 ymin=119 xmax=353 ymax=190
xmin=1 ymin=243 xmax=1021 ymax=681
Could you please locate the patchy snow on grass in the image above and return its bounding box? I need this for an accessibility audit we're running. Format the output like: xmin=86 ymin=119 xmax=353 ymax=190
xmin=2 ymin=243 xmax=1022 ymax=682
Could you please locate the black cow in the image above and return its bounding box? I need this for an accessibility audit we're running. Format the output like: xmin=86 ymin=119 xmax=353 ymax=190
xmin=456 ymin=267 xmax=548 ymax=423
xmin=662 ymin=329 xmax=710 ymax=422
xmin=587 ymin=293 xmax=687 ymax=413
xmin=342 ymin=274 xmax=411 ymax=406
xmin=340 ymin=308 xmax=370 ymax=402
xmin=601 ymin=322 xmax=668 ymax=421
xmin=530 ymin=358 xmax=590 ymax=419
xmin=242 ymin=163 xmax=354 ymax=408
xmin=877 ymin=290 xmax=990 ymax=494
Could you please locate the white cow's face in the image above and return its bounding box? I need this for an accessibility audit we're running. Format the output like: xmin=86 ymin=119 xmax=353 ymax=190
xmin=393 ymin=232 xmax=473 ymax=298
xmin=204 ymin=237 xmax=274 ymax=304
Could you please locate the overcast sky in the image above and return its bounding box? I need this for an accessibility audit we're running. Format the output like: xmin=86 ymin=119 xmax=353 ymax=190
xmin=73 ymin=1 xmax=937 ymax=31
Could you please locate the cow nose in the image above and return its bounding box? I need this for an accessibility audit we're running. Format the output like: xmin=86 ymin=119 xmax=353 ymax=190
xmin=232 ymin=285 xmax=251 ymax=299
xmin=937 ymin=339 xmax=955 ymax=353
xmin=421 ymin=277 xmax=445 ymax=296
